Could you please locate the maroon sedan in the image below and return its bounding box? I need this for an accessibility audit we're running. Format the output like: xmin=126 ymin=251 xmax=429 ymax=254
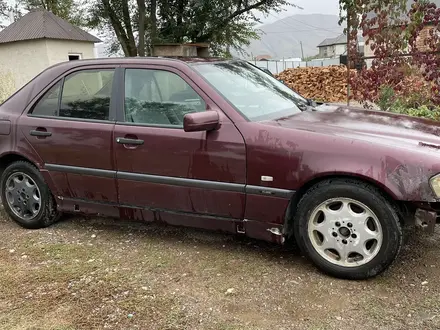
xmin=0 ymin=57 xmax=439 ymax=280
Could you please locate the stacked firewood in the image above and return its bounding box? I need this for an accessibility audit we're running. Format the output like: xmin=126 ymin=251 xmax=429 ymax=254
xmin=275 ymin=66 xmax=354 ymax=103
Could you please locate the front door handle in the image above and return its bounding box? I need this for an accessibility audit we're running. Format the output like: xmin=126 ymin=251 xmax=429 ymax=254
xmin=116 ymin=137 xmax=144 ymax=145
xmin=30 ymin=129 xmax=52 ymax=137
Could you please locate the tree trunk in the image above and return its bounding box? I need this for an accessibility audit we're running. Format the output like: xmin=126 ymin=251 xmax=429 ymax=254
xmin=176 ymin=0 xmax=184 ymax=42
xmin=102 ymin=0 xmax=132 ymax=56
xmin=121 ymin=0 xmax=138 ymax=56
xmin=137 ymin=0 xmax=146 ymax=56
xmin=150 ymin=0 xmax=157 ymax=51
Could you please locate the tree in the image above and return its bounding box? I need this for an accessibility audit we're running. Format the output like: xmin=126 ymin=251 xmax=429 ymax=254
xmin=0 ymin=0 xmax=10 ymax=25
xmin=0 ymin=0 xmax=84 ymax=25
xmin=339 ymin=0 xmax=440 ymax=107
xmin=24 ymin=0 xmax=84 ymax=24
xmin=86 ymin=0 xmax=293 ymax=57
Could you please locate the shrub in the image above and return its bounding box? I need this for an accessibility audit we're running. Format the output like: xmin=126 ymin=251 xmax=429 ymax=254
xmin=0 ymin=72 xmax=16 ymax=104
xmin=375 ymin=81 xmax=440 ymax=120
xmin=388 ymin=104 xmax=440 ymax=121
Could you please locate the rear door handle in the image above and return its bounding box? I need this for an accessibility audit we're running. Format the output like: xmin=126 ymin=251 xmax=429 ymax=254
xmin=116 ymin=137 xmax=144 ymax=145
xmin=30 ymin=130 xmax=52 ymax=137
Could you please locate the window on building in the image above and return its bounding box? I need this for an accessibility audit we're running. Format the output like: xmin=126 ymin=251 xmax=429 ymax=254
xmin=68 ymin=54 xmax=81 ymax=61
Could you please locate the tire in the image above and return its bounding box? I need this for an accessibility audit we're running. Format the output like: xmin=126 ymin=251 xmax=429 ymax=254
xmin=293 ymin=178 xmax=403 ymax=280
xmin=1 ymin=161 xmax=60 ymax=229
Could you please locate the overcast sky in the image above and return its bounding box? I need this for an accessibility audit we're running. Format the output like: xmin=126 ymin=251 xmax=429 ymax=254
xmin=1 ymin=0 xmax=340 ymax=25
xmin=260 ymin=0 xmax=340 ymax=24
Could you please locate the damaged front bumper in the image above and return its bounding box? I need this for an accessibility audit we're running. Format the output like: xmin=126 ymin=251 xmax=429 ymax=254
xmin=415 ymin=208 xmax=438 ymax=233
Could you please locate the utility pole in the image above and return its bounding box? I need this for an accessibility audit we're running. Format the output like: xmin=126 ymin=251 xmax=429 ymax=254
xmin=300 ymin=41 xmax=305 ymax=60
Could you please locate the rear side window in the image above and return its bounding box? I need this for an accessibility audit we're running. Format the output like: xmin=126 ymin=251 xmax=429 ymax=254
xmin=31 ymin=69 xmax=115 ymax=121
xmin=31 ymin=81 xmax=61 ymax=117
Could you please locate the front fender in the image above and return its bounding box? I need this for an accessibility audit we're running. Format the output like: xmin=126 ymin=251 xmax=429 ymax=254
xmin=295 ymin=153 xmax=438 ymax=202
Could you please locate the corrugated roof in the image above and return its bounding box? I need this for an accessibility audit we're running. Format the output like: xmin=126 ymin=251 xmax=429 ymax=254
xmin=0 ymin=9 xmax=101 ymax=44
xmin=318 ymin=34 xmax=347 ymax=47
xmin=318 ymin=34 xmax=364 ymax=47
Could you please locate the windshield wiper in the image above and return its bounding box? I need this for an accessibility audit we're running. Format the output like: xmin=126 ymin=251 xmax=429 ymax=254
xmin=296 ymin=101 xmax=317 ymax=112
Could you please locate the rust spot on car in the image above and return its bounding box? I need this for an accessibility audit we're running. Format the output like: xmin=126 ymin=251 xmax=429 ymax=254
xmin=386 ymin=162 xmax=435 ymax=201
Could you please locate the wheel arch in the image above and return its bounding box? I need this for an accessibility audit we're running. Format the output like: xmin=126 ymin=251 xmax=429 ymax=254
xmin=0 ymin=153 xmax=39 ymax=181
xmin=283 ymin=173 xmax=401 ymax=238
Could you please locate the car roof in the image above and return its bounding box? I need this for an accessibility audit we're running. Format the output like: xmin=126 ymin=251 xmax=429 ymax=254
xmin=50 ymin=56 xmax=228 ymax=69
xmin=0 ymin=56 xmax=235 ymax=111
xmin=34 ymin=56 xmax=233 ymax=79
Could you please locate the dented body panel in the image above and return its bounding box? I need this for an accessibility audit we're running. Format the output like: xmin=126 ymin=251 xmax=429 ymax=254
xmin=0 ymin=57 xmax=439 ymax=243
xmin=239 ymin=107 xmax=440 ymax=205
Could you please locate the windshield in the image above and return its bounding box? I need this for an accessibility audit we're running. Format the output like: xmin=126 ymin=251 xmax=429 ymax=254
xmin=191 ymin=60 xmax=306 ymax=122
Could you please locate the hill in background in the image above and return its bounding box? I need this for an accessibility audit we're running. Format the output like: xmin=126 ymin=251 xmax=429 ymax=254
xmin=236 ymin=14 xmax=345 ymax=59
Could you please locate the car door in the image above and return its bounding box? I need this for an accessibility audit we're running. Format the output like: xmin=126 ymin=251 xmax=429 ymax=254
xmin=113 ymin=65 xmax=247 ymax=227
xmin=18 ymin=66 xmax=118 ymax=204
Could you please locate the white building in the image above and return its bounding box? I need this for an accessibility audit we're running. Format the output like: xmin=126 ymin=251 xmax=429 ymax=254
xmin=0 ymin=9 xmax=101 ymax=92
xmin=317 ymin=34 xmax=348 ymax=58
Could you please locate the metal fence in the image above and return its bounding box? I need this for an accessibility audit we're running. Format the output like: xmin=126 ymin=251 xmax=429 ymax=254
xmin=251 ymin=58 xmax=341 ymax=75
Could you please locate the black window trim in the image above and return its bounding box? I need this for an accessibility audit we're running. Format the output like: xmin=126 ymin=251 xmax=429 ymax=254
xmin=27 ymin=66 xmax=119 ymax=124
xmin=117 ymin=66 xmax=208 ymax=129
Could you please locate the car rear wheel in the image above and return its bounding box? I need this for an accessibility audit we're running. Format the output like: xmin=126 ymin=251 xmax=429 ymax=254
xmin=1 ymin=161 xmax=60 ymax=229
xmin=293 ymin=178 xmax=403 ymax=280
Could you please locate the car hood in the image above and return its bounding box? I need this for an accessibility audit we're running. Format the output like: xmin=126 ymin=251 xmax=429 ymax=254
xmin=263 ymin=106 xmax=440 ymax=151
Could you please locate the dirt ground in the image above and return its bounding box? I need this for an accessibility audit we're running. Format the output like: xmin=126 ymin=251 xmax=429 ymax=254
xmin=1 ymin=208 xmax=439 ymax=330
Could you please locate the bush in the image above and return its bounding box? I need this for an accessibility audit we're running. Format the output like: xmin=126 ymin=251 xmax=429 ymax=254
xmin=376 ymin=82 xmax=440 ymax=121
xmin=388 ymin=104 xmax=440 ymax=121
xmin=377 ymin=85 xmax=395 ymax=111
xmin=0 ymin=72 xmax=16 ymax=104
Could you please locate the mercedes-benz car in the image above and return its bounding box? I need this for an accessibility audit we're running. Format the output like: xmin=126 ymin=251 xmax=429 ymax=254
xmin=0 ymin=57 xmax=439 ymax=280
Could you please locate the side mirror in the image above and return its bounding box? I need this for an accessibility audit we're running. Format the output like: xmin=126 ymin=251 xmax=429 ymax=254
xmin=183 ymin=110 xmax=220 ymax=132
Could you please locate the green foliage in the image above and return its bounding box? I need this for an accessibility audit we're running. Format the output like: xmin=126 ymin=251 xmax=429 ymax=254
xmin=388 ymin=105 xmax=440 ymax=121
xmin=86 ymin=0 xmax=293 ymax=57
xmin=303 ymin=54 xmax=320 ymax=61
xmin=0 ymin=0 xmax=11 ymax=27
xmin=377 ymin=83 xmax=440 ymax=120
xmin=377 ymin=85 xmax=395 ymax=111
xmin=1 ymin=0 xmax=84 ymax=25
xmin=0 ymin=72 xmax=16 ymax=104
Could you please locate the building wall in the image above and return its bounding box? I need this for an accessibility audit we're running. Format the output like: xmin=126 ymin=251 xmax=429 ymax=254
xmin=0 ymin=39 xmax=50 ymax=94
xmin=364 ymin=40 xmax=374 ymax=68
xmin=335 ymin=44 xmax=347 ymax=56
xmin=45 ymin=39 xmax=96 ymax=66
xmin=415 ymin=25 xmax=434 ymax=52
xmin=318 ymin=46 xmax=330 ymax=58
xmin=0 ymin=39 xmax=96 ymax=99
xmin=318 ymin=44 xmax=347 ymax=59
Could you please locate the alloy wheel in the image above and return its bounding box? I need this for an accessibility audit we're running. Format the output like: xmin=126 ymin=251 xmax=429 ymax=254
xmin=5 ymin=172 xmax=41 ymax=220
xmin=307 ymin=197 xmax=383 ymax=267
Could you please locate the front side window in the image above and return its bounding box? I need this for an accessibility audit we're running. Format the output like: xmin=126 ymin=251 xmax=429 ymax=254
xmin=31 ymin=69 xmax=115 ymax=121
xmin=191 ymin=61 xmax=303 ymax=122
xmin=124 ymin=69 xmax=206 ymax=126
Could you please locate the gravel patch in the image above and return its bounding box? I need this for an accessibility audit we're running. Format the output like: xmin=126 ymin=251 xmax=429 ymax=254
xmin=0 ymin=212 xmax=439 ymax=329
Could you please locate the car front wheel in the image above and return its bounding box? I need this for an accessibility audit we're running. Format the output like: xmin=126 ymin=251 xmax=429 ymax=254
xmin=293 ymin=178 xmax=403 ymax=280
xmin=1 ymin=161 xmax=60 ymax=229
